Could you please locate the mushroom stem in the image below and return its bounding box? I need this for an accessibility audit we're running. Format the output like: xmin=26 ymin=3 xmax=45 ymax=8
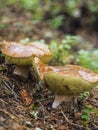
xmin=52 ymin=95 xmax=70 ymax=108
xmin=13 ymin=66 xmax=29 ymax=79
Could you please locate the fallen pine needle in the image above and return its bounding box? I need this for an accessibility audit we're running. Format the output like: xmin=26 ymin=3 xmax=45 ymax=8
xmin=61 ymin=109 xmax=85 ymax=129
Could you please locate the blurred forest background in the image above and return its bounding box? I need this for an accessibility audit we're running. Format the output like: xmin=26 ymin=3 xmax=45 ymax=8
xmin=0 ymin=0 xmax=98 ymax=41
xmin=0 ymin=0 xmax=98 ymax=70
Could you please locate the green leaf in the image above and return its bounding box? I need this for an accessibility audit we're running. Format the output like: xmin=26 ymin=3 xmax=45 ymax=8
xmin=81 ymin=114 xmax=90 ymax=120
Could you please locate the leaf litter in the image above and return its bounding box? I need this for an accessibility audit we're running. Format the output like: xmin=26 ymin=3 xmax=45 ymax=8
xmin=0 ymin=62 xmax=98 ymax=130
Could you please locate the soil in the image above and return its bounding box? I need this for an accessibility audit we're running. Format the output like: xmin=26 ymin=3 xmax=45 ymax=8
xmin=0 ymin=4 xmax=98 ymax=130
xmin=0 ymin=62 xmax=98 ymax=130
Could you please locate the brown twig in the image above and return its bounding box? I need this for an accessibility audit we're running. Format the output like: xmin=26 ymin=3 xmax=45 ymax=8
xmin=0 ymin=108 xmax=17 ymax=120
xmin=61 ymin=109 xmax=85 ymax=129
xmin=0 ymin=99 xmax=8 ymax=104
xmin=2 ymin=79 xmax=19 ymax=98
xmin=34 ymin=95 xmax=54 ymax=103
xmin=92 ymin=123 xmax=98 ymax=128
xmin=87 ymin=99 xmax=98 ymax=103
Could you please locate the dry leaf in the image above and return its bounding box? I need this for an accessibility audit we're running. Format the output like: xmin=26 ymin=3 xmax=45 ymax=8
xmin=20 ymin=89 xmax=32 ymax=105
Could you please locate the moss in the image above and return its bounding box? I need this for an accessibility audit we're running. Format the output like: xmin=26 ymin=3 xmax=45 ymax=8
xmin=44 ymin=72 xmax=97 ymax=95
xmin=40 ymin=55 xmax=52 ymax=64
xmin=4 ymin=55 xmax=33 ymax=66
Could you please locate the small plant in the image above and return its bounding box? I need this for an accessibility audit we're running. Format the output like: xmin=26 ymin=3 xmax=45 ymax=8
xmin=30 ymin=111 xmax=38 ymax=120
xmin=87 ymin=0 xmax=98 ymax=13
xmin=76 ymin=49 xmax=98 ymax=72
xmin=81 ymin=105 xmax=98 ymax=127
xmin=20 ymin=38 xmax=30 ymax=44
xmin=0 ymin=23 xmax=9 ymax=29
xmin=49 ymin=15 xmax=64 ymax=29
xmin=78 ymin=92 xmax=89 ymax=100
xmin=49 ymin=35 xmax=80 ymax=65
xmin=65 ymin=0 xmax=81 ymax=17
xmin=30 ymin=103 xmax=37 ymax=110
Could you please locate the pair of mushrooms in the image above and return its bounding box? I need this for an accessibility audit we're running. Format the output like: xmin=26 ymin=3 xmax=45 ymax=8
xmin=0 ymin=41 xmax=98 ymax=108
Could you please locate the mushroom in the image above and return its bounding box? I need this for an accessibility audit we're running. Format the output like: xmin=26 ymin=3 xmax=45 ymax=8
xmin=0 ymin=41 xmax=52 ymax=78
xmin=27 ymin=41 xmax=52 ymax=63
xmin=33 ymin=57 xmax=98 ymax=108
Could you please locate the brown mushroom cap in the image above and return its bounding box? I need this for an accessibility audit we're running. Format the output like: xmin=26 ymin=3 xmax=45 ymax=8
xmin=33 ymin=58 xmax=98 ymax=95
xmin=0 ymin=41 xmax=52 ymax=65
xmin=32 ymin=57 xmax=54 ymax=80
xmin=27 ymin=41 xmax=51 ymax=53
xmin=33 ymin=57 xmax=98 ymax=108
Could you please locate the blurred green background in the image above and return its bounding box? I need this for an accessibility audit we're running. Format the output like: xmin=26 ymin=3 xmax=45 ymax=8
xmin=0 ymin=0 xmax=98 ymax=71
xmin=1 ymin=0 xmax=98 ymax=40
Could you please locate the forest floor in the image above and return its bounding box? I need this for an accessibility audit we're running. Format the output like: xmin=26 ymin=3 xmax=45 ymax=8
xmin=0 ymin=5 xmax=98 ymax=130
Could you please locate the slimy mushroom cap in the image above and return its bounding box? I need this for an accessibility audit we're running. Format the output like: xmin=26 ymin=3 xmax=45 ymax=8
xmin=0 ymin=41 xmax=52 ymax=66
